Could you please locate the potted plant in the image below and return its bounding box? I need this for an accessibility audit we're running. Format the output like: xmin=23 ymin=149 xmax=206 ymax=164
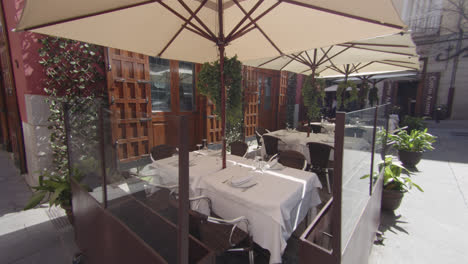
xmin=362 ymin=156 xmax=423 ymax=210
xmin=24 ymin=168 xmax=89 ymax=224
xmin=400 ymin=115 xmax=426 ymax=133
xmin=387 ymin=128 xmax=436 ymax=168
xmin=380 ymin=156 xmax=423 ymax=211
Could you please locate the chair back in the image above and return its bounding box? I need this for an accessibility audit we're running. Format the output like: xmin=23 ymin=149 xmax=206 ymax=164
xmin=262 ymin=135 xmax=280 ymax=157
xmin=229 ymin=141 xmax=248 ymax=157
xmin=310 ymin=124 xmax=324 ymax=133
xmin=278 ymin=150 xmax=307 ymax=170
xmin=296 ymin=125 xmax=309 ymax=133
xmin=255 ymin=127 xmax=269 ymax=146
xmin=151 ymin=144 xmax=178 ymax=161
xmin=307 ymin=142 xmax=333 ymax=169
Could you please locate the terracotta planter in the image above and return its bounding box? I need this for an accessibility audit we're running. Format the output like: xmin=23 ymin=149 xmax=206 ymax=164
xmin=381 ymin=189 xmax=405 ymax=211
xmin=398 ymin=150 xmax=423 ymax=167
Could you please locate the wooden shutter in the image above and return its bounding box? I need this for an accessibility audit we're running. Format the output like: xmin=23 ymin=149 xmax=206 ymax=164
xmin=277 ymin=71 xmax=288 ymax=129
xmin=105 ymin=48 xmax=153 ymax=163
xmin=205 ymin=100 xmax=222 ymax=143
xmin=243 ymin=66 xmax=259 ymax=138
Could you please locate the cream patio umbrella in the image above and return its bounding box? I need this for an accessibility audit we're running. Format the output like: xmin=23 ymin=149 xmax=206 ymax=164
xmin=15 ymin=0 xmax=407 ymax=169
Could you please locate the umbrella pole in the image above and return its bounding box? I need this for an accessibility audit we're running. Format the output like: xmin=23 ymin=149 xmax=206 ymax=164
xmin=219 ymin=43 xmax=226 ymax=169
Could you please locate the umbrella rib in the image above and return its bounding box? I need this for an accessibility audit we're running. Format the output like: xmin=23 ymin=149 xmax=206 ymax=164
xmin=318 ymin=45 xmax=353 ymax=66
xmin=337 ymin=44 xmax=416 ymax=57
xmin=280 ymin=55 xmax=296 ymax=71
xmin=229 ymin=25 xmax=257 ymax=41
xmin=258 ymin=55 xmax=283 ymax=67
xmin=375 ymin=61 xmax=419 ymax=70
xmin=15 ymin=0 xmax=160 ymax=32
xmin=382 ymin=59 xmax=416 ymax=65
xmin=177 ymin=0 xmax=217 ymax=40
xmin=226 ymin=0 xmax=265 ymax=41
xmin=304 ymin=51 xmax=313 ymax=65
xmin=228 ymin=1 xmax=282 ymax=42
xmin=232 ymin=0 xmax=283 ymax=55
xmin=317 ymin=46 xmax=334 ymax=65
xmin=344 ymin=42 xmax=411 ymax=48
xmin=158 ymin=1 xmax=215 ymax=41
xmin=158 ymin=0 xmax=210 ymax=57
xmin=287 ymin=52 xmax=310 ymax=67
xmin=281 ymin=0 xmax=404 ymax=30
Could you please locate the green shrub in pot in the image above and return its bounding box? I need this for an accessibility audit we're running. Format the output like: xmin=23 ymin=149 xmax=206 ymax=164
xmin=400 ymin=115 xmax=426 ymax=133
xmin=387 ymin=128 xmax=436 ymax=167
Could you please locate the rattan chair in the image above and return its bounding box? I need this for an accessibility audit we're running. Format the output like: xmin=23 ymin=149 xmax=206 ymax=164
xmin=262 ymin=135 xmax=281 ymax=161
xmin=230 ymin=141 xmax=249 ymax=157
xmin=309 ymin=124 xmax=324 ymax=134
xmin=255 ymin=127 xmax=270 ymax=148
xmin=296 ymin=125 xmax=309 ymax=133
xmin=274 ymin=150 xmax=307 ymax=170
xmin=307 ymin=142 xmax=334 ymax=193
xmin=150 ymin=144 xmax=178 ymax=161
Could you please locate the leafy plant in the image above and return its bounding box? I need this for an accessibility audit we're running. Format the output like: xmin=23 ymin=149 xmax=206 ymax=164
xmin=387 ymin=128 xmax=436 ymax=152
xmin=358 ymin=81 xmax=370 ymax=108
xmin=302 ymin=74 xmax=325 ymax=121
xmin=197 ymin=56 xmax=243 ymax=143
xmin=24 ymin=168 xmax=90 ymax=210
xmin=361 ymin=156 xmax=423 ymax=192
xmin=381 ymin=156 xmax=423 ymax=192
xmin=336 ymin=81 xmax=358 ymax=110
xmin=400 ymin=115 xmax=426 ymax=132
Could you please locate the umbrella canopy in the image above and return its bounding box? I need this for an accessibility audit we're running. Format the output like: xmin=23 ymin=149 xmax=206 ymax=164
xmin=16 ymin=0 xmax=406 ymax=63
xmin=244 ymin=32 xmax=419 ymax=76
xmin=323 ymin=84 xmax=356 ymax=92
xmin=15 ymin=0 xmax=407 ymax=170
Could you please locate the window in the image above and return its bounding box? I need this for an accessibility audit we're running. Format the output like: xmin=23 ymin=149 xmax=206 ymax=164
xmin=150 ymin=57 xmax=171 ymax=111
xmin=179 ymin=61 xmax=195 ymax=111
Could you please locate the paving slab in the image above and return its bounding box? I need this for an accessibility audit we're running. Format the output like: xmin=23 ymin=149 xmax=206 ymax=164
xmin=369 ymin=120 xmax=468 ymax=264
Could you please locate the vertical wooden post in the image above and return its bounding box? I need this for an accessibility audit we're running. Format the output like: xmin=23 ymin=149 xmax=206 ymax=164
xmin=178 ymin=115 xmax=189 ymax=264
xmin=218 ymin=0 xmax=226 ymax=169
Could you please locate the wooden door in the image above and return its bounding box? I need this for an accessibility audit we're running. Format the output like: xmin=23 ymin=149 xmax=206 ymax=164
xmin=277 ymin=71 xmax=288 ymax=129
xmin=105 ymin=48 xmax=153 ymax=164
xmin=258 ymin=69 xmax=279 ymax=131
xmin=0 ymin=76 xmax=9 ymax=148
xmin=0 ymin=6 xmax=26 ymax=172
xmin=243 ymin=66 xmax=259 ymax=138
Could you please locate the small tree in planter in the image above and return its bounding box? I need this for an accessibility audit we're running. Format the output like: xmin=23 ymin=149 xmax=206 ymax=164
xmin=302 ymin=74 xmax=325 ymax=121
xmin=387 ymin=129 xmax=436 ymax=168
xmin=362 ymin=156 xmax=423 ymax=211
xmin=197 ymin=55 xmax=243 ymax=146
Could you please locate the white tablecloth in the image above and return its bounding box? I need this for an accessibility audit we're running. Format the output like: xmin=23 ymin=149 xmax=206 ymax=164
xmin=135 ymin=150 xmax=322 ymax=263
xmin=199 ymin=163 xmax=322 ymax=264
xmin=262 ymin=130 xmax=371 ymax=164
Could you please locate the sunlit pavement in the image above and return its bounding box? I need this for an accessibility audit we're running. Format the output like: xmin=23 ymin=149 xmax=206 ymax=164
xmin=369 ymin=120 xmax=468 ymax=264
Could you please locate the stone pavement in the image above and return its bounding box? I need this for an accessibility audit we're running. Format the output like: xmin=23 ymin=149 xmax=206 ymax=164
xmin=369 ymin=120 xmax=468 ymax=264
xmin=0 ymin=150 xmax=78 ymax=264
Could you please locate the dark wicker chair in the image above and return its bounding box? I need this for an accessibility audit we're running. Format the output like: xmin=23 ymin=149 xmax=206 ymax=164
xmin=296 ymin=125 xmax=309 ymax=133
xmin=262 ymin=135 xmax=281 ymax=161
xmin=230 ymin=141 xmax=249 ymax=157
xmin=307 ymin=142 xmax=334 ymax=193
xmin=255 ymin=127 xmax=270 ymax=148
xmin=276 ymin=150 xmax=307 ymax=170
xmin=150 ymin=144 xmax=178 ymax=161
xmin=310 ymin=124 xmax=324 ymax=134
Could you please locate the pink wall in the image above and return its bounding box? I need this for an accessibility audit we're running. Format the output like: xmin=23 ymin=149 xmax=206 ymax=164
xmin=2 ymin=0 xmax=47 ymax=123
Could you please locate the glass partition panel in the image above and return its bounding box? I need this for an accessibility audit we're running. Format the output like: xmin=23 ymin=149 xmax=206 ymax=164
xmin=179 ymin=61 xmax=195 ymax=111
xmin=150 ymin=57 xmax=171 ymax=112
xmin=65 ymin=99 xmax=104 ymax=204
xmin=341 ymin=107 xmax=376 ymax=252
xmin=101 ymin=107 xmax=180 ymax=263
xmin=372 ymin=104 xmax=390 ymax=190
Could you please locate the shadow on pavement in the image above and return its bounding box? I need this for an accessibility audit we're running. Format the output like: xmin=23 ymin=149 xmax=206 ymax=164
xmin=378 ymin=210 xmax=409 ymax=239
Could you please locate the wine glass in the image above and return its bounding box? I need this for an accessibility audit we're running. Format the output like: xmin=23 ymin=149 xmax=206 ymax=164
xmin=196 ymin=144 xmax=202 ymax=150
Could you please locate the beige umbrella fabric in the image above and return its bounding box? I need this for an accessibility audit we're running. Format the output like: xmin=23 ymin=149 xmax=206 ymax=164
xmin=16 ymin=0 xmax=406 ymax=63
xmin=15 ymin=0 xmax=407 ymax=172
xmin=244 ymin=32 xmax=419 ymax=76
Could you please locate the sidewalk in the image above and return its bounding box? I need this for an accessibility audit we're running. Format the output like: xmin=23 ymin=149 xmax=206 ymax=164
xmin=0 ymin=150 xmax=79 ymax=264
xmin=369 ymin=120 xmax=468 ymax=264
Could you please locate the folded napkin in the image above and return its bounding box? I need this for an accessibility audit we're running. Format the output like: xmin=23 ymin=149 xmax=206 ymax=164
xmin=230 ymin=173 xmax=254 ymax=187
xmin=267 ymin=159 xmax=285 ymax=170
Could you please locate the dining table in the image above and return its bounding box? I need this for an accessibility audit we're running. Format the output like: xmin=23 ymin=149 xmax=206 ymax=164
xmin=262 ymin=129 xmax=371 ymax=164
xmin=132 ymin=149 xmax=322 ymax=264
